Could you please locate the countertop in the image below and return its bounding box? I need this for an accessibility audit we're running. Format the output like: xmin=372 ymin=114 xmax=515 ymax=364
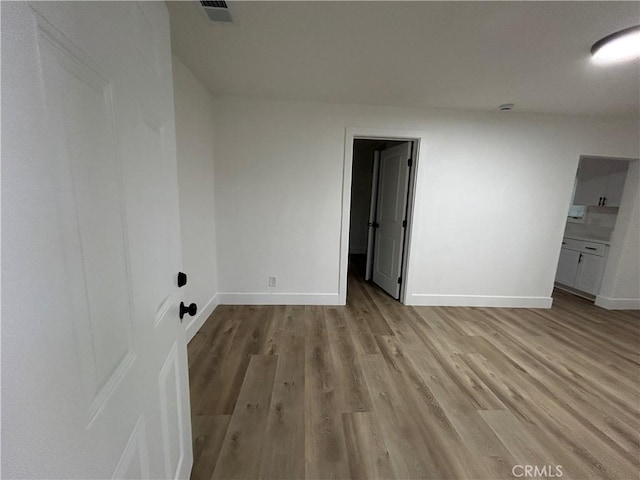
xmin=563 ymin=234 xmax=611 ymax=245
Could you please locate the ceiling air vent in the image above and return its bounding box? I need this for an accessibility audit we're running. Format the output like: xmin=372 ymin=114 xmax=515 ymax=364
xmin=200 ymin=1 xmax=233 ymax=23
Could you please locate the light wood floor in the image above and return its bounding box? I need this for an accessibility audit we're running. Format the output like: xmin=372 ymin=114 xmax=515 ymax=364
xmin=187 ymin=263 xmax=639 ymax=480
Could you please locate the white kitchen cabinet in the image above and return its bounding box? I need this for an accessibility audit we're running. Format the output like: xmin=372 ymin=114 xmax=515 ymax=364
xmin=556 ymin=248 xmax=580 ymax=286
xmin=574 ymin=253 xmax=605 ymax=295
xmin=573 ymin=158 xmax=611 ymax=206
xmin=573 ymin=157 xmax=629 ymax=207
xmin=555 ymin=238 xmax=608 ymax=296
xmin=603 ymin=160 xmax=629 ymax=207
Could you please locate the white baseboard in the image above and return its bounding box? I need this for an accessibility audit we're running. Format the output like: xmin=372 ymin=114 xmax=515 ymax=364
xmin=407 ymin=294 xmax=553 ymax=308
xmin=218 ymin=292 xmax=341 ymax=305
xmin=185 ymin=294 xmax=219 ymax=343
xmin=595 ymin=295 xmax=640 ymax=310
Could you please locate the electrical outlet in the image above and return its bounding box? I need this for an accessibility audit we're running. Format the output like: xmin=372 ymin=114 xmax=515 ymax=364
xmin=268 ymin=276 xmax=276 ymax=287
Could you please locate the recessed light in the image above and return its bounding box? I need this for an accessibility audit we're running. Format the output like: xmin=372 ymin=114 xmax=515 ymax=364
xmin=591 ymin=25 xmax=640 ymax=65
xmin=499 ymin=103 xmax=514 ymax=111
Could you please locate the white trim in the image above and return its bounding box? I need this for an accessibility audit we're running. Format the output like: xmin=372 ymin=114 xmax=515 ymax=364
xmin=401 ymin=140 xmax=422 ymax=304
xmin=185 ymin=294 xmax=219 ymax=342
xmin=408 ymin=294 xmax=553 ymax=308
xmin=595 ymin=295 xmax=640 ymax=310
xmin=218 ymin=292 xmax=340 ymax=305
xmin=341 ymin=127 xmax=428 ymax=305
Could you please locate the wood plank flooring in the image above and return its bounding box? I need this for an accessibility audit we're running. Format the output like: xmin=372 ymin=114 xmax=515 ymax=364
xmin=188 ymin=264 xmax=639 ymax=479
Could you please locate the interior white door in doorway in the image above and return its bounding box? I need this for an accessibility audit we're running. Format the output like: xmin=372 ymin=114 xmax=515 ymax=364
xmin=2 ymin=2 xmax=193 ymax=479
xmin=372 ymin=142 xmax=412 ymax=299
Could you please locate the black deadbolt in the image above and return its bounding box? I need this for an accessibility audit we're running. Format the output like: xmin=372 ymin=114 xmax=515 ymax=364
xmin=177 ymin=272 xmax=187 ymax=288
xmin=179 ymin=302 xmax=197 ymax=320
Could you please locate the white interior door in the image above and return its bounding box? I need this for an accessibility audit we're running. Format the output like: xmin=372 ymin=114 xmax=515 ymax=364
xmin=372 ymin=142 xmax=412 ymax=299
xmin=2 ymin=2 xmax=193 ymax=479
xmin=365 ymin=151 xmax=380 ymax=281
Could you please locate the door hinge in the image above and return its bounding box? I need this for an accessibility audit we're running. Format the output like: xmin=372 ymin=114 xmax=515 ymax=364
xmin=398 ymin=277 xmax=402 ymax=284
xmin=402 ymin=219 xmax=407 ymax=228
xmin=407 ymin=158 xmax=413 ymax=167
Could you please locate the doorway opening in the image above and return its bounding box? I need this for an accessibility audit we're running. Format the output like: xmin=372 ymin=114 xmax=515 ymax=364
xmin=553 ymin=155 xmax=635 ymax=305
xmin=346 ymin=137 xmax=418 ymax=303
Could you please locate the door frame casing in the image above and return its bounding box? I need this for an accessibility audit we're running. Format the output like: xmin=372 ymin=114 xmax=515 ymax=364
xmin=340 ymin=127 xmax=426 ymax=305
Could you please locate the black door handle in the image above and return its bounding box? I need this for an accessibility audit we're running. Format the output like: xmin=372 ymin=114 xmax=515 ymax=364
xmin=179 ymin=302 xmax=197 ymax=321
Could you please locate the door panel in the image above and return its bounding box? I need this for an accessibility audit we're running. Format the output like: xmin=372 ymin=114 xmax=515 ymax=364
xmin=375 ymin=234 xmax=396 ymax=277
xmin=137 ymin=108 xmax=175 ymax=324
xmin=574 ymin=253 xmax=604 ymax=295
xmin=159 ymin=344 xmax=186 ymax=480
xmin=372 ymin=143 xmax=412 ymax=298
xmin=2 ymin=2 xmax=192 ymax=479
xmin=113 ymin=418 xmax=151 ymax=480
xmin=37 ymin=27 xmax=136 ymax=413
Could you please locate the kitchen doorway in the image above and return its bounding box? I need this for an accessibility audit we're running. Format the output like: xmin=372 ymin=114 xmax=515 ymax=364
xmin=553 ymin=155 xmax=636 ymax=306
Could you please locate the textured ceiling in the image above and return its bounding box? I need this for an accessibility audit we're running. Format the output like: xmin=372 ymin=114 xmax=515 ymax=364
xmin=168 ymin=1 xmax=640 ymax=118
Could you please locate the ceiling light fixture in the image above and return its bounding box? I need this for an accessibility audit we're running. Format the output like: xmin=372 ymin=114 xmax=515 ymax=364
xmin=499 ymin=103 xmax=514 ymax=111
xmin=591 ymin=25 xmax=640 ymax=65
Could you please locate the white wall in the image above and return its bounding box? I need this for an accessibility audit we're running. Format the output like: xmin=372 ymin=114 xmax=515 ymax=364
xmin=349 ymin=142 xmax=375 ymax=254
xmin=173 ymin=55 xmax=219 ymax=338
xmin=211 ymin=97 xmax=639 ymax=306
xmin=597 ymin=160 xmax=640 ymax=309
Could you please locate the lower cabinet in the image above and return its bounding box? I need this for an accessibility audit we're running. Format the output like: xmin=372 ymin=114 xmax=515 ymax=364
xmin=556 ymin=248 xmax=580 ymax=286
xmin=555 ymin=239 xmax=608 ymax=296
xmin=574 ymin=253 xmax=605 ymax=295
